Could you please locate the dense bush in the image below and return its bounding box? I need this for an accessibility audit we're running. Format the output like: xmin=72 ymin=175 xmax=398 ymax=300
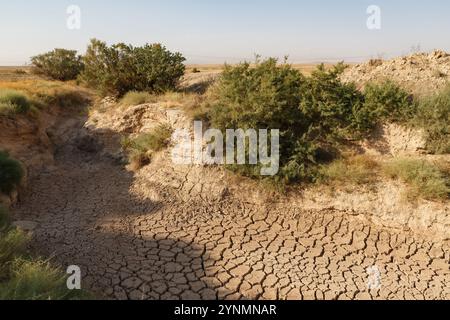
xmin=355 ymin=81 xmax=414 ymax=131
xmin=81 ymin=39 xmax=186 ymax=96
xmin=31 ymin=49 xmax=83 ymax=81
xmin=0 ymin=89 xmax=31 ymax=115
xmin=298 ymin=63 xmax=364 ymax=140
xmin=414 ymin=86 xmax=450 ymax=154
xmin=204 ymin=59 xmax=367 ymax=182
xmin=0 ymin=151 xmax=24 ymax=194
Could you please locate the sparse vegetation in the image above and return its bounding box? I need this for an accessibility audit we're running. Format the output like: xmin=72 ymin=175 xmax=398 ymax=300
xmin=0 ymin=80 xmax=91 ymax=111
xmin=81 ymin=39 xmax=186 ymax=96
xmin=0 ymin=205 xmax=88 ymax=300
xmin=382 ymin=158 xmax=449 ymax=201
xmin=122 ymin=124 xmax=173 ymax=169
xmin=119 ymin=91 xmax=156 ymax=106
xmin=413 ymin=85 xmax=450 ymax=154
xmin=0 ymin=151 xmax=24 ymax=195
xmin=31 ymin=49 xmax=84 ymax=81
xmin=319 ymin=155 xmax=380 ymax=186
xmin=0 ymin=89 xmax=31 ymax=115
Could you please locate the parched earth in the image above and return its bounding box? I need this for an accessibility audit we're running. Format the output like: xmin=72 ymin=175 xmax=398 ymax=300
xmin=13 ymin=110 xmax=450 ymax=301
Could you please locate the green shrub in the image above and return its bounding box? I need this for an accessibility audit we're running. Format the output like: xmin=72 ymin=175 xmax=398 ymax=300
xmin=414 ymin=86 xmax=450 ymax=154
xmin=205 ymin=59 xmax=305 ymax=181
xmin=382 ymin=158 xmax=449 ymax=201
xmin=81 ymin=39 xmax=186 ymax=96
xmin=299 ymin=63 xmax=365 ymax=140
xmin=355 ymin=81 xmax=414 ymax=131
xmin=31 ymin=49 xmax=83 ymax=81
xmin=0 ymin=151 xmax=24 ymax=194
xmin=203 ymin=59 xmax=366 ymax=182
xmin=120 ymin=91 xmax=156 ymax=106
xmin=0 ymin=90 xmax=31 ymax=115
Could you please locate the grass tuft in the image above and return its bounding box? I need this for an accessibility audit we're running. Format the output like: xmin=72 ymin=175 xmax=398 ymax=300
xmin=319 ymin=155 xmax=380 ymax=186
xmin=119 ymin=91 xmax=157 ymax=106
xmin=0 ymin=206 xmax=89 ymax=300
xmin=382 ymin=158 xmax=449 ymax=201
xmin=0 ymin=89 xmax=31 ymax=115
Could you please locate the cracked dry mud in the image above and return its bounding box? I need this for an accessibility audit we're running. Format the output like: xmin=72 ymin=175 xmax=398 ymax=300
xmin=13 ymin=114 xmax=449 ymax=301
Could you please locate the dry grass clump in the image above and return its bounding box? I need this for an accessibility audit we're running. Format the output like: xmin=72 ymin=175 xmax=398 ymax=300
xmin=318 ymin=155 xmax=449 ymax=201
xmin=122 ymin=124 xmax=173 ymax=170
xmin=319 ymin=155 xmax=380 ymax=186
xmin=0 ymin=89 xmax=32 ymax=116
xmin=119 ymin=90 xmax=204 ymax=118
xmin=382 ymin=158 xmax=449 ymax=201
xmin=0 ymin=80 xmax=92 ymax=111
xmin=119 ymin=91 xmax=157 ymax=106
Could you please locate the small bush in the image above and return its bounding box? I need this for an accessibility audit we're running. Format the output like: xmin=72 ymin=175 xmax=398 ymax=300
xmin=192 ymin=68 xmax=201 ymax=73
xmin=122 ymin=124 xmax=173 ymax=169
xmin=81 ymin=39 xmax=186 ymax=96
xmin=0 ymin=151 xmax=24 ymax=194
xmin=120 ymin=91 xmax=156 ymax=106
xmin=31 ymin=49 xmax=83 ymax=81
xmin=0 ymin=89 xmax=31 ymax=115
xmin=355 ymin=81 xmax=414 ymax=132
xmin=319 ymin=155 xmax=379 ymax=186
xmin=382 ymin=158 xmax=449 ymax=201
xmin=414 ymin=86 xmax=450 ymax=154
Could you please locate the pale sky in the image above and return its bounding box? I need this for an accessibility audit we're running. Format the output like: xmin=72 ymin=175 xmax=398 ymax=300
xmin=0 ymin=0 xmax=449 ymax=65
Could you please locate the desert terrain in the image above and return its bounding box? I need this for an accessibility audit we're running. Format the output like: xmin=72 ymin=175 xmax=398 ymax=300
xmin=0 ymin=51 xmax=448 ymax=300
